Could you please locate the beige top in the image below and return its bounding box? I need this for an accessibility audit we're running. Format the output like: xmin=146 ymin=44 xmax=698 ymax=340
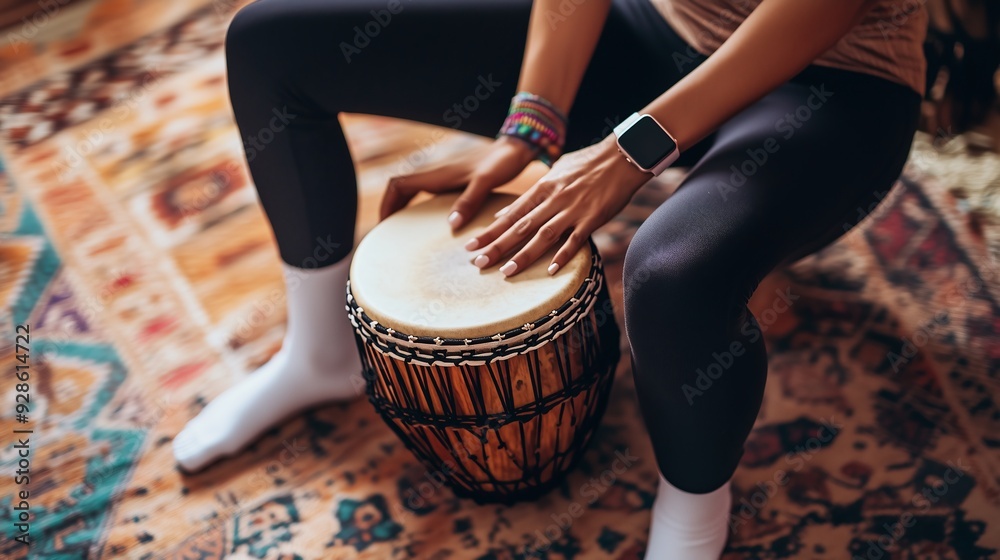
xmin=651 ymin=0 xmax=927 ymax=95
xmin=350 ymin=193 xmax=592 ymax=338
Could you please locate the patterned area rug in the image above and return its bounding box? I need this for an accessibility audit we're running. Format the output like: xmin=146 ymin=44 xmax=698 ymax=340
xmin=1 ymin=2 xmax=999 ymax=559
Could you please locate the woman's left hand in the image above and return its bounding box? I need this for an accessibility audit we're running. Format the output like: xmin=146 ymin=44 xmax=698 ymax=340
xmin=465 ymin=135 xmax=652 ymax=277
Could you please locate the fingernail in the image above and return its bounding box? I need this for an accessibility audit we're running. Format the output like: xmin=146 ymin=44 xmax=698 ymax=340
xmin=464 ymin=238 xmax=479 ymax=251
xmin=474 ymin=254 xmax=490 ymax=268
xmin=448 ymin=211 xmax=462 ymax=227
xmin=547 ymin=262 xmax=560 ymax=275
xmin=500 ymin=261 xmax=517 ymax=277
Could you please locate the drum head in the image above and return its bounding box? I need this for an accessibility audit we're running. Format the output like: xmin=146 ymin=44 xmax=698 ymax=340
xmin=350 ymin=193 xmax=592 ymax=339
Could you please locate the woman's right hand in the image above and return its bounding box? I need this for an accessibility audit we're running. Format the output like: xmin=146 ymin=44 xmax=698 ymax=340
xmin=379 ymin=135 xmax=537 ymax=230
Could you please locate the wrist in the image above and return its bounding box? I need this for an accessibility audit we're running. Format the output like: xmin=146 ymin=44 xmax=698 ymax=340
xmin=600 ymin=134 xmax=654 ymax=185
xmin=611 ymin=113 xmax=680 ymax=176
xmin=496 ymin=135 xmax=541 ymax=163
xmin=497 ymin=91 xmax=568 ymax=166
xmin=598 ymin=134 xmax=620 ymax=160
xmin=642 ymin=88 xmax=701 ymax=153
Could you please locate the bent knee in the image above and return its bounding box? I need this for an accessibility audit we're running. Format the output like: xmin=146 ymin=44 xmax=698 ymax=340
xmin=226 ymin=2 xmax=269 ymax=61
xmin=226 ymin=0 xmax=304 ymax=68
xmin=625 ymin=243 xmax=704 ymax=316
xmin=622 ymin=225 xmax=750 ymax=331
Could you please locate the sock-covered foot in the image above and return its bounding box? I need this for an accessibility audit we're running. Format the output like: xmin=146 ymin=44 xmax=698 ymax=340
xmin=172 ymin=347 xmax=362 ymax=472
xmin=644 ymin=474 xmax=732 ymax=560
xmin=173 ymin=257 xmax=363 ymax=473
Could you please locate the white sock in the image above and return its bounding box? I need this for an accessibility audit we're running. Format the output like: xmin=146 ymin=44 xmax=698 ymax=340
xmin=173 ymin=257 xmax=363 ymax=472
xmin=644 ymin=474 xmax=732 ymax=560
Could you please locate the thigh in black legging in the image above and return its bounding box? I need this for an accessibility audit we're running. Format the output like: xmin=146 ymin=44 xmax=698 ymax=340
xmin=224 ymin=0 xmax=701 ymax=266
xmin=225 ymin=0 xmax=532 ymax=266
xmin=623 ymin=67 xmax=920 ymax=493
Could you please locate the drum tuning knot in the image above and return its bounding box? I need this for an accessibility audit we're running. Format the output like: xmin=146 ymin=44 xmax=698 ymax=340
xmin=522 ymin=323 xmax=534 ymax=331
xmin=407 ymin=335 xmax=418 ymax=342
xmin=463 ymin=339 xmax=472 ymax=345
xmin=386 ymin=328 xmax=395 ymax=336
xmin=492 ymin=333 xmax=505 ymax=341
xmin=433 ymin=337 xmax=443 ymax=345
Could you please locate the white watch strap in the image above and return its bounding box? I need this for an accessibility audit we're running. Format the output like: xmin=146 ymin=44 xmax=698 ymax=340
xmin=613 ymin=112 xmax=680 ymax=177
xmin=613 ymin=112 xmax=643 ymax=138
xmin=650 ymin=148 xmax=679 ymax=176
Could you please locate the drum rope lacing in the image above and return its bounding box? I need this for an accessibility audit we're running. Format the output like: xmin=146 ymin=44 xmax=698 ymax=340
xmin=347 ymin=251 xmax=606 ymax=367
xmin=346 ymin=246 xmax=621 ymax=503
xmin=354 ymin=306 xmax=617 ymax=501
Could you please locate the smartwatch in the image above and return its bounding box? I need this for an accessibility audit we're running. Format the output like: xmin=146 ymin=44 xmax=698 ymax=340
xmin=613 ymin=112 xmax=680 ymax=176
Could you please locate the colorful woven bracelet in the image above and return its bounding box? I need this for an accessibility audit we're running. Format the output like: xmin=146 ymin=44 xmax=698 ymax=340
xmin=497 ymin=92 xmax=567 ymax=166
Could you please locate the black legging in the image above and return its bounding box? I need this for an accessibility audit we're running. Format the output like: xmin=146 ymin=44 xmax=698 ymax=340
xmin=226 ymin=0 xmax=920 ymax=493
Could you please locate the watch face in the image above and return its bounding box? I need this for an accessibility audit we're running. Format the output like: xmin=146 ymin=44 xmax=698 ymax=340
xmin=619 ymin=115 xmax=676 ymax=170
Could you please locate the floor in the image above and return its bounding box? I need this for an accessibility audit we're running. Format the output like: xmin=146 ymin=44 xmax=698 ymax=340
xmin=1 ymin=1 xmax=999 ymax=558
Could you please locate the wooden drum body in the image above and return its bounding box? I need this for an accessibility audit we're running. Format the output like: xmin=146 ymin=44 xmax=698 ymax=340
xmin=347 ymin=194 xmax=620 ymax=503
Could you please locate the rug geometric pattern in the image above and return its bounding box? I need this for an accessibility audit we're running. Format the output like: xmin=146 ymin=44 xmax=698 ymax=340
xmin=0 ymin=2 xmax=998 ymax=559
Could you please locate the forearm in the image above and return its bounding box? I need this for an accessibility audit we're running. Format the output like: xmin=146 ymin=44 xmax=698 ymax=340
xmin=643 ymin=0 xmax=870 ymax=151
xmin=517 ymin=0 xmax=612 ymax=115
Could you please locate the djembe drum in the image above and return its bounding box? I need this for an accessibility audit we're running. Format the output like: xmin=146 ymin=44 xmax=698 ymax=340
xmin=347 ymin=193 xmax=620 ymax=503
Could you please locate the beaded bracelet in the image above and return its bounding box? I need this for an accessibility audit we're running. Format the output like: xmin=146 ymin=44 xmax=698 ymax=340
xmin=497 ymin=92 xmax=568 ymax=166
